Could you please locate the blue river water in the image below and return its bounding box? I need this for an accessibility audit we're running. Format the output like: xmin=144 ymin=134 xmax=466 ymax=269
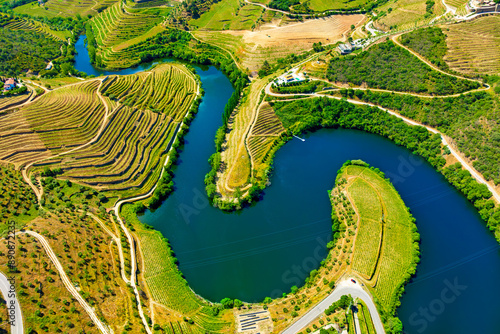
xmin=74 ymin=36 xmax=500 ymax=334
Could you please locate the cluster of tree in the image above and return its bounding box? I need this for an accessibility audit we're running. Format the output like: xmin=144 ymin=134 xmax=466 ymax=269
xmin=273 ymin=97 xmax=446 ymax=170
xmin=220 ymin=297 xmax=243 ymax=309
xmin=324 ymin=295 xmax=353 ymax=316
xmin=85 ymin=23 xmax=99 ymax=66
xmin=41 ymin=167 xmax=63 ymax=177
xmin=425 ymin=0 xmax=435 ymax=17
xmin=273 ymin=80 xmax=327 ymax=94
xmin=1 ymin=84 xmax=26 ymax=96
xmin=326 ymin=40 xmax=479 ymax=95
xmin=268 ymin=0 xmax=300 ymax=11
xmin=344 ymin=88 xmax=500 ymax=185
xmin=400 ymin=27 xmax=448 ymax=71
xmin=442 ymin=163 xmax=499 ymax=232
xmin=0 ymin=0 xmax=32 ymax=11
xmin=0 ymin=27 xmax=63 ymax=76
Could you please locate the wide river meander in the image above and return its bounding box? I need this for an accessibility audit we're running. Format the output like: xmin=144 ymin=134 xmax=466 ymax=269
xmin=75 ymin=36 xmax=500 ymax=333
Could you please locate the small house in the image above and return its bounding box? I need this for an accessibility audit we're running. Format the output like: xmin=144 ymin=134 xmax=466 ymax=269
xmin=338 ymin=43 xmax=353 ymax=55
xmin=4 ymin=78 xmax=16 ymax=91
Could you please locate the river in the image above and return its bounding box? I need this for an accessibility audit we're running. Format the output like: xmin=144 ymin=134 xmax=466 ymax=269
xmin=74 ymin=36 xmax=500 ymax=334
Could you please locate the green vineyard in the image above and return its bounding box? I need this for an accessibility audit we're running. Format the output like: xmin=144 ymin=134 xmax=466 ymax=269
xmin=34 ymin=64 xmax=196 ymax=199
xmin=3 ymin=17 xmax=71 ymax=42
xmin=139 ymin=229 xmax=204 ymax=314
xmin=337 ymin=164 xmax=419 ymax=313
xmin=100 ymin=64 xmax=197 ymax=120
xmin=91 ymin=2 xmax=164 ymax=50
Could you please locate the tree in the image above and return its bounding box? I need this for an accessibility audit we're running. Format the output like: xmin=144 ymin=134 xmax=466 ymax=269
xmin=220 ymin=298 xmax=233 ymax=309
xmin=234 ymin=299 xmax=243 ymax=308
xmin=258 ymin=60 xmax=272 ymax=78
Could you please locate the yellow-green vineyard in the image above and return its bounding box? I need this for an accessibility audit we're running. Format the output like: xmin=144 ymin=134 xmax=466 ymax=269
xmin=0 ymin=80 xmax=106 ymax=168
xmin=247 ymin=102 xmax=285 ymax=176
xmin=443 ymin=16 xmax=500 ymax=76
xmin=332 ymin=162 xmax=419 ymax=313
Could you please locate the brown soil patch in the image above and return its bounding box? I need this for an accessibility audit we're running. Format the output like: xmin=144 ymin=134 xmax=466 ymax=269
xmin=225 ymin=14 xmax=365 ymax=48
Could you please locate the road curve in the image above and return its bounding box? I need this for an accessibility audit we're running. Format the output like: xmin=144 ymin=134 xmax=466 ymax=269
xmin=18 ymin=231 xmax=111 ymax=334
xmin=281 ymin=279 xmax=385 ymax=334
xmin=0 ymin=271 xmax=23 ymax=334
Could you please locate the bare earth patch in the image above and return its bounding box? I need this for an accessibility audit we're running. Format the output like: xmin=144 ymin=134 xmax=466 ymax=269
xmin=226 ymin=14 xmax=365 ymax=48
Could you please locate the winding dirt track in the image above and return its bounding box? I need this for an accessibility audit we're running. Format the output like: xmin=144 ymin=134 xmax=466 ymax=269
xmin=18 ymin=230 xmax=111 ymax=334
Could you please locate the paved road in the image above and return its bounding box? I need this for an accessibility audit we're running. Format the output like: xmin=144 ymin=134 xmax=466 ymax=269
xmin=0 ymin=271 xmax=23 ymax=334
xmin=281 ymin=279 xmax=385 ymax=334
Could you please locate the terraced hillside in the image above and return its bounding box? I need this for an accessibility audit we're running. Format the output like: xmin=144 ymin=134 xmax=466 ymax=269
xmin=90 ymin=2 xmax=165 ymax=53
xmin=189 ymin=0 xmax=264 ymax=30
xmin=30 ymin=64 xmax=196 ymax=200
xmin=247 ymin=102 xmax=285 ymax=181
xmin=443 ymin=16 xmax=500 ymax=76
xmin=14 ymin=0 xmax=118 ymax=17
xmin=100 ymin=64 xmax=196 ymax=119
xmin=0 ymin=80 xmax=106 ymax=168
xmin=0 ymin=89 xmax=36 ymax=110
xmin=1 ymin=16 xmax=71 ymax=42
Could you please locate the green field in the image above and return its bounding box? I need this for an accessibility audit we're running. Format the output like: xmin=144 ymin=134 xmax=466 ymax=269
xmin=357 ymin=300 xmax=376 ymax=334
xmin=334 ymin=162 xmax=420 ymax=313
xmin=189 ymin=0 xmax=263 ymax=30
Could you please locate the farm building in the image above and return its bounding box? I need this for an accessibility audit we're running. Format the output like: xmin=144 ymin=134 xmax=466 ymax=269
xmin=3 ymin=78 xmax=16 ymax=91
xmin=468 ymin=0 xmax=500 ymax=13
xmin=338 ymin=43 xmax=353 ymax=55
